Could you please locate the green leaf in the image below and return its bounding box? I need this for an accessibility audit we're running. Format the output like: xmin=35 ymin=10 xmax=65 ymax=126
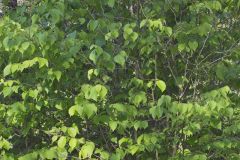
xmin=68 ymin=127 xmax=78 ymax=138
xmin=109 ymin=121 xmax=118 ymax=131
xmin=3 ymin=36 xmax=10 ymax=51
xmin=132 ymin=91 xmax=147 ymax=106
xmin=110 ymin=154 xmax=121 ymax=160
xmin=198 ymin=23 xmax=211 ymax=36
xmin=140 ymin=19 xmax=148 ymax=28
xmin=79 ymin=18 xmax=86 ymax=24
xmin=58 ymin=136 xmax=67 ymax=148
xmin=95 ymin=84 xmax=108 ymax=99
xmin=191 ymin=154 xmax=207 ymax=160
xmin=105 ymin=32 xmax=112 ymax=41
xmin=213 ymin=141 xmax=225 ymax=149
xmin=95 ymin=149 xmax=110 ymax=159
xmin=39 ymin=148 xmax=57 ymax=159
xmin=133 ymin=121 xmax=148 ymax=130
xmin=19 ymin=42 xmax=30 ymax=54
xmin=52 ymin=136 xmax=58 ymax=143
xmin=215 ymin=63 xmax=227 ymax=80
xmin=178 ymin=43 xmax=186 ymax=52
xmin=149 ymin=19 xmax=163 ymax=30
xmin=164 ymin=27 xmax=172 ymax=36
xmin=18 ymin=152 xmax=38 ymax=160
xmin=11 ymin=64 xmax=19 ymax=74
xmin=2 ymin=87 xmax=13 ymax=97
xmin=209 ymin=1 xmax=222 ymax=11
xmin=111 ymin=103 xmax=126 ymax=112
xmin=4 ymin=64 xmax=12 ymax=77
xmin=1 ymin=139 xmax=12 ymax=150
xmin=131 ymin=32 xmax=138 ymax=42
xmin=88 ymin=20 xmax=99 ymax=31
xmin=188 ymin=41 xmax=198 ymax=51
xmin=108 ymin=0 xmax=115 ymax=8
xmin=36 ymin=57 xmax=48 ymax=68
xmin=88 ymin=69 xmax=94 ymax=80
xmin=89 ymin=50 xmax=101 ymax=64
xmin=119 ymin=137 xmax=132 ymax=146
xmin=89 ymin=88 xmax=98 ymax=101
xmin=69 ymin=105 xmax=76 ymax=116
xmin=149 ymin=105 xmax=163 ymax=119
xmin=124 ymin=27 xmax=133 ymax=35
xmin=31 ymin=14 xmax=39 ymax=24
xmin=128 ymin=145 xmax=139 ymax=155
xmin=226 ymin=107 xmax=233 ymax=117
xmin=29 ymin=89 xmax=38 ymax=99
xmin=79 ymin=142 xmax=95 ymax=159
xmin=114 ymin=54 xmax=126 ymax=67
xmin=50 ymin=9 xmax=62 ymax=24
xmin=69 ymin=138 xmax=78 ymax=150
xmin=83 ymin=103 xmax=97 ymax=118
xmin=156 ymin=80 xmax=166 ymax=92
xmin=54 ymin=71 xmax=62 ymax=81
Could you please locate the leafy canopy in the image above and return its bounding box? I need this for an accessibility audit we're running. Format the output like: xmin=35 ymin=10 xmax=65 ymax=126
xmin=0 ymin=0 xmax=240 ymax=160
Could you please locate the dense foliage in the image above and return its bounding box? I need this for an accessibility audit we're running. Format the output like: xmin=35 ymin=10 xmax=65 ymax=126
xmin=0 ymin=0 xmax=240 ymax=159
